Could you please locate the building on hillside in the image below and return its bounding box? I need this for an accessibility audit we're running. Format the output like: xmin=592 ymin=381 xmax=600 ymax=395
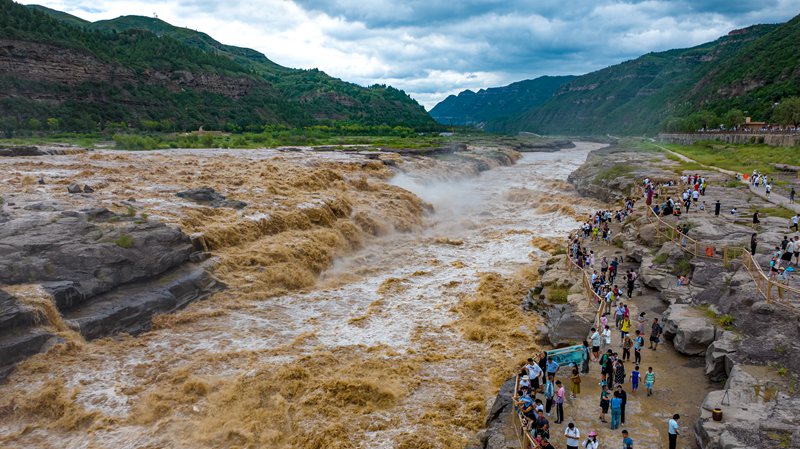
xmin=741 ymin=117 xmax=767 ymax=132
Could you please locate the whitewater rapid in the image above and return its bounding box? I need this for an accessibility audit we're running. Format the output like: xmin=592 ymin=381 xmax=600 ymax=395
xmin=0 ymin=142 xmax=605 ymax=449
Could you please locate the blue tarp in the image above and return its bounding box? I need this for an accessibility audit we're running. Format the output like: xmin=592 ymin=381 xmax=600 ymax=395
xmin=546 ymin=345 xmax=585 ymax=368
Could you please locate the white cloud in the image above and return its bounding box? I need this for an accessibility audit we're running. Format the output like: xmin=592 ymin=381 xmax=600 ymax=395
xmin=24 ymin=0 xmax=800 ymax=109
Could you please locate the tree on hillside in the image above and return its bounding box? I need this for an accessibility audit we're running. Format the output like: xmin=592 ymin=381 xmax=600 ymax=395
xmin=692 ymin=110 xmax=720 ymax=131
xmin=722 ymin=109 xmax=745 ymax=130
xmin=774 ymin=97 xmax=800 ymax=127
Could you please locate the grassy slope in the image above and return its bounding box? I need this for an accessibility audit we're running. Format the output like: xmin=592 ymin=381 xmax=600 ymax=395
xmin=666 ymin=142 xmax=800 ymax=174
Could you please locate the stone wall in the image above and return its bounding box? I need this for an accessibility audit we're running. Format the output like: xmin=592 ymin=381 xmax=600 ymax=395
xmin=657 ymin=133 xmax=800 ymax=147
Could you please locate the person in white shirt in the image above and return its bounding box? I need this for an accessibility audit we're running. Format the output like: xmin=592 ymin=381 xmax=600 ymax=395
xmin=565 ymin=422 xmax=580 ymax=449
xmin=589 ymin=327 xmax=601 ymax=361
xmin=668 ymin=414 xmax=681 ymax=449
xmin=525 ymin=358 xmax=543 ymax=390
xmin=602 ymin=325 xmax=612 ymax=352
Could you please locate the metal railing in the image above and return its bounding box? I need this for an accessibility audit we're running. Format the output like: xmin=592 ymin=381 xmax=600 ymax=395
xmin=643 ymin=205 xmax=799 ymax=308
xmin=564 ymin=251 xmax=608 ymax=327
xmin=511 ymin=375 xmax=562 ymax=449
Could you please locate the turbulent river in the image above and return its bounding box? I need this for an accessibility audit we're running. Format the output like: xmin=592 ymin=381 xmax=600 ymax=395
xmin=0 ymin=142 xmax=605 ymax=449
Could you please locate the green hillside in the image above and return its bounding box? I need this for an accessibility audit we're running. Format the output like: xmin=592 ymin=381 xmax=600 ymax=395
xmin=429 ymin=75 xmax=574 ymax=126
xmin=489 ymin=24 xmax=778 ymax=135
xmin=87 ymin=15 xmax=288 ymax=74
xmin=687 ymin=14 xmax=800 ymax=121
xmin=431 ymin=14 xmax=800 ymax=136
xmin=0 ymin=1 xmax=435 ymax=133
xmin=25 ymin=4 xmax=89 ymax=27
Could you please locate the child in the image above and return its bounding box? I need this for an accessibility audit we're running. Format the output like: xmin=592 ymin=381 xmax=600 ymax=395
xmin=631 ymin=365 xmax=640 ymax=392
xmin=570 ymin=367 xmax=581 ymax=399
xmin=645 ymin=366 xmax=656 ymax=397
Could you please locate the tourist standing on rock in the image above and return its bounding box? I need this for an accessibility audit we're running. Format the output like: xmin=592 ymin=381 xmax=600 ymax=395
xmin=615 ymin=359 xmax=626 ymax=386
xmin=715 ymin=200 xmax=721 ymax=216
xmin=583 ymin=431 xmax=599 ymax=449
xmin=645 ymin=367 xmax=656 ymax=396
xmin=753 ymin=210 xmax=760 ymax=225
xmin=621 ymin=429 xmax=633 ymax=449
xmin=649 ymin=318 xmax=663 ymax=350
xmin=791 ymin=187 xmax=796 ymax=204
xmin=565 ymin=423 xmax=580 ymax=449
xmin=546 ymin=357 xmax=560 ymax=380
xmin=794 ymin=236 xmax=800 ymax=265
xmin=668 ymin=414 xmax=680 ymax=449
xmin=544 ymin=376 xmax=555 ymax=415
xmin=766 ymin=183 xmax=772 ymax=199
xmin=637 ymin=312 xmax=646 ymax=335
xmin=615 ymin=303 xmax=625 ymax=328
xmin=751 ymin=233 xmax=758 ymax=255
xmin=602 ymin=325 xmax=612 ymax=352
xmin=525 ymin=358 xmax=543 ymax=391
xmin=610 ymin=391 xmax=622 ymax=429
xmin=792 ymin=214 xmax=800 ymax=232
xmin=620 ymin=315 xmax=631 ymax=343
xmin=582 ymin=340 xmax=591 ymax=373
xmin=783 ymin=237 xmax=795 ymax=265
xmin=598 ymin=384 xmax=610 ymax=423
xmin=622 ymin=334 xmax=632 ymax=361
xmin=631 ymin=365 xmax=640 ymax=392
xmin=626 ymin=270 xmax=636 ymax=298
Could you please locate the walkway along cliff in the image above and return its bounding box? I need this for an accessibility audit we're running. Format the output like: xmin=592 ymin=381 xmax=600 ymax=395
xmin=564 ymin=144 xmax=800 ymax=449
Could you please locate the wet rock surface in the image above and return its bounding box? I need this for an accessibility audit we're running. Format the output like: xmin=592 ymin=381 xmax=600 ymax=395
xmin=176 ymin=186 xmax=247 ymax=209
xmin=0 ymin=204 xmax=219 ymax=380
xmin=467 ymin=377 xmax=517 ymax=449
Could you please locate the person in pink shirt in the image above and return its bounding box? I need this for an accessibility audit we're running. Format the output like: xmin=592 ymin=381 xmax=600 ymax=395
xmin=554 ymin=380 xmax=566 ymax=424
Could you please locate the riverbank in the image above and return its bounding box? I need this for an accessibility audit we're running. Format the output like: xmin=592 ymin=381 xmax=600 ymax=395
xmin=509 ymin=141 xmax=800 ymax=449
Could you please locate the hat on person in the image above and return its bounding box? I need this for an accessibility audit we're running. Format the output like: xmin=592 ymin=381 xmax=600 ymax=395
xmin=522 ymin=375 xmax=530 ymax=381
xmin=588 ymin=431 xmax=597 ymax=437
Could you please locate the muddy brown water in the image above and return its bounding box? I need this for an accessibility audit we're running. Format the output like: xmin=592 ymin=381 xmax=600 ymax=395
xmin=0 ymin=143 xmax=657 ymax=449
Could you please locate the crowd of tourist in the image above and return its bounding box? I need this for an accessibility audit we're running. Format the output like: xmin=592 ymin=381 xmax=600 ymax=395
xmin=511 ymin=164 xmax=800 ymax=448
xmin=513 ymin=200 xmax=684 ymax=449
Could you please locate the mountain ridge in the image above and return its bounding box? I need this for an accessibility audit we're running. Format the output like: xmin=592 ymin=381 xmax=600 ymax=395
xmin=0 ymin=1 xmax=435 ymax=132
xmin=429 ymin=75 xmax=575 ymax=127
xmin=432 ymin=16 xmax=799 ymax=135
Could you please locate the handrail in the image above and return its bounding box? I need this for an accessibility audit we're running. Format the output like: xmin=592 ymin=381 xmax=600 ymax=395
xmin=564 ymin=253 xmax=606 ymax=327
xmin=643 ymin=206 xmax=710 ymax=258
xmin=644 ymin=205 xmax=799 ymax=308
xmin=511 ymin=375 xmax=558 ymax=449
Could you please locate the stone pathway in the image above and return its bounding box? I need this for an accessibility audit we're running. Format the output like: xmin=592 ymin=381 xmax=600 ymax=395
xmin=543 ymin=212 xmax=712 ymax=449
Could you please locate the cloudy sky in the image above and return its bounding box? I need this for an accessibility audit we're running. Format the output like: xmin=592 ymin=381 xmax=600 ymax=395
xmin=27 ymin=0 xmax=800 ymax=108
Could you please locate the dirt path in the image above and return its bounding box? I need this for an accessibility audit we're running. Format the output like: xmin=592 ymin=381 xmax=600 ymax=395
xmin=650 ymin=141 xmax=800 ymax=214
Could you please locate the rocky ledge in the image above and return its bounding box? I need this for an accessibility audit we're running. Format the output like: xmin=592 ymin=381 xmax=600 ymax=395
xmin=566 ymin=142 xmax=800 ymax=449
xmin=0 ymin=203 xmax=223 ymax=380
